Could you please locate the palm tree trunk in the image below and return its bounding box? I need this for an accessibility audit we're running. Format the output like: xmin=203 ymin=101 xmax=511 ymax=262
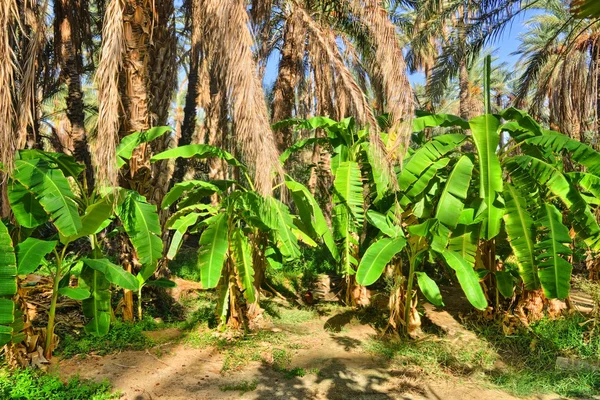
xmin=271 ymin=10 xmax=304 ymax=152
xmin=174 ymin=0 xmax=202 ymax=183
xmin=458 ymin=59 xmax=472 ymax=120
xmin=120 ymin=0 xmax=153 ymax=321
xmin=55 ymin=0 xmax=94 ymax=189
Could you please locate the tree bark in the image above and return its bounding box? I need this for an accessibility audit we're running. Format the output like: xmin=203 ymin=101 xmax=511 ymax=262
xmin=271 ymin=10 xmax=305 ymax=152
xmin=174 ymin=0 xmax=202 ymax=184
xmin=55 ymin=0 xmax=94 ymax=189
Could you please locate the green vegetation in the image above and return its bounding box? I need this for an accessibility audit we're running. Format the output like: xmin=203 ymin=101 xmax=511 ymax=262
xmin=219 ymin=379 xmax=258 ymax=393
xmin=0 ymin=369 xmax=117 ymax=400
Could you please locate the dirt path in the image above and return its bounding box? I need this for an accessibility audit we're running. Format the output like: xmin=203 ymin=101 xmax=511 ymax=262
xmin=56 ymin=304 xmax=559 ymax=400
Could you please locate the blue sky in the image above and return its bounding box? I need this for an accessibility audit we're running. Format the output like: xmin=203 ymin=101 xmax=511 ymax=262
xmin=263 ymin=10 xmax=535 ymax=88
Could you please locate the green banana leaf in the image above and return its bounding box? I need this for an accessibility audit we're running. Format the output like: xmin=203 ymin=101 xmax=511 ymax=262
xmin=80 ymin=265 xmax=111 ymax=336
xmin=15 ymin=238 xmax=57 ymax=275
xmin=525 ymin=134 xmax=600 ymax=176
xmin=197 ymin=213 xmax=229 ymax=288
xmin=19 ymin=150 xmax=85 ymax=178
xmin=7 ymin=180 xmax=48 ymax=228
xmin=435 ymin=156 xmax=474 ymax=229
xmin=285 ymin=179 xmax=339 ymax=261
xmin=415 ymin=272 xmax=444 ymax=307
xmin=82 ymin=258 xmax=139 ymax=291
xmin=503 ymin=184 xmax=539 ymax=291
xmin=167 ymin=212 xmax=203 ymax=260
xmin=13 ymin=159 xmax=82 ymax=236
xmin=356 ymin=237 xmax=406 ymax=286
xmin=442 ymin=251 xmax=487 ymax=310
xmin=117 ymin=126 xmax=172 ymax=167
xmin=267 ymin=197 xmax=301 ymax=260
xmin=447 ymin=223 xmax=479 ymax=265
xmin=231 ymin=229 xmax=255 ymax=303
xmin=398 ymin=134 xmax=467 ymax=190
xmin=280 ymin=137 xmax=329 ymax=164
xmin=0 ymin=220 xmax=16 ymax=345
xmin=333 ymin=161 xmax=364 ymax=225
xmin=470 ymin=114 xmax=503 ymax=239
xmin=117 ymin=191 xmax=163 ymax=266
xmin=535 ymin=204 xmax=573 ymax=299
xmin=366 ymin=210 xmax=403 ymax=238
xmin=151 ymin=144 xmax=244 ymax=168
xmin=162 ymin=180 xmax=221 ymax=209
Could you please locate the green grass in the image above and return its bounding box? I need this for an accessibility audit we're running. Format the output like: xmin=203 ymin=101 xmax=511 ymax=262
xmin=365 ymin=313 xmax=600 ymax=398
xmin=219 ymin=379 xmax=258 ymax=393
xmin=59 ymin=320 xmax=158 ymax=358
xmin=364 ymin=335 xmax=496 ymax=378
xmin=0 ymin=368 xmax=117 ymax=400
xmin=468 ymin=315 xmax=600 ymax=398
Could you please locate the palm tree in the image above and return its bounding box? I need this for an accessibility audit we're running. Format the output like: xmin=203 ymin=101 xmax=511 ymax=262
xmin=512 ymin=0 xmax=600 ymax=143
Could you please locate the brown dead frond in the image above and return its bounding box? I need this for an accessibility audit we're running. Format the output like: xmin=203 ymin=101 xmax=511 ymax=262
xmin=298 ymin=5 xmax=377 ymax=128
xmin=0 ymin=0 xmax=19 ymax=175
xmin=94 ymin=0 xmax=124 ymax=188
xmin=349 ymin=0 xmax=414 ymax=162
xmin=17 ymin=0 xmax=49 ymax=149
xmin=203 ymin=0 xmax=282 ymax=196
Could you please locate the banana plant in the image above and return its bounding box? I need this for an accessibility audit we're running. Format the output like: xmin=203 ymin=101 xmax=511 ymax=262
xmin=281 ymin=117 xmax=397 ymax=305
xmin=387 ymin=109 xmax=600 ymax=312
xmin=151 ymin=144 xmax=322 ymax=327
xmin=2 ymin=127 xmax=168 ymax=358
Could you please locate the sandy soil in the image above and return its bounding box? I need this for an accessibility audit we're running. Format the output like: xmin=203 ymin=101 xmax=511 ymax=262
xmin=56 ymin=305 xmax=563 ymax=400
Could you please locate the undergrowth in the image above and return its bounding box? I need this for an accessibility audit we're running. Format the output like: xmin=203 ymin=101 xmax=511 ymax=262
xmin=59 ymin=320 xmax=159 ymax=358
xmin=366 ymin=313 xmax=600 ymax=398
xmin=0 ymin=368 xmax=117 ymax=400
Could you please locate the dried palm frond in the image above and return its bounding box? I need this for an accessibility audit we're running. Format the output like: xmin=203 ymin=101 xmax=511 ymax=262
xmin=349 ymin=0 xmax=414 ymax=161
xmin=94 ymin=0 xmax=124 ymax=188
xmin=271 ymin=8 xmax=307 ymax=150
xmin=298 ymin=5 xmax=377 ymax=128
xmin=17 ymin=0 xmax=49 ymax=149
xmin=0 ymin=0 xmax=19 ymax=175
xmin=204 ymin=0 xmax=282 ymax=196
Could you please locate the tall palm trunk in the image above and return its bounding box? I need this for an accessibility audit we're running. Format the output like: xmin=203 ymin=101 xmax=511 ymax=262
xmin=119 ymin=0 xmax=153 ymax=321
xmin=458 ymin=59 xmax=473 ymax=120
xmin=271 ymin=10 xmax=304 ymax=152
xmin=55 ymin=0 xmax=94 ymax=189
xmin=174 ymin=0 xmax=202 ymax=183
